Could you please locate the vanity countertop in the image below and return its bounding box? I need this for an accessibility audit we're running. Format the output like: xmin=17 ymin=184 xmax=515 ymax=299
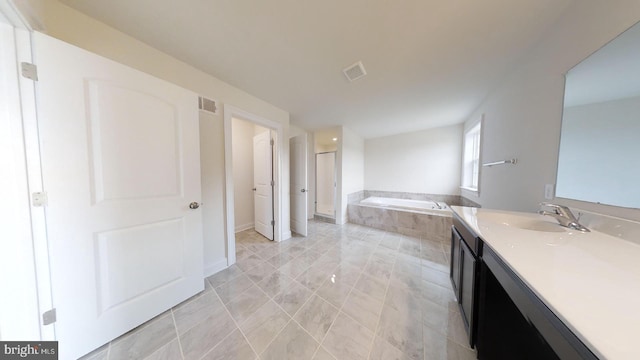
xmin=451 ymin=206 xmax=640 ymax=360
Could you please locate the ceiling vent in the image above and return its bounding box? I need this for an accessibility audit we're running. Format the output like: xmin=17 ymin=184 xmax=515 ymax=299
xmin=343 ymin=61 xmax=367 ymax=82
xmin=198 ymin=96 xmax=218 ymax=114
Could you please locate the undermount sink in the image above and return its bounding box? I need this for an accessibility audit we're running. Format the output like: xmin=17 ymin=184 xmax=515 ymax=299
xmin=477 ymin=211 xmax=566 ymax=233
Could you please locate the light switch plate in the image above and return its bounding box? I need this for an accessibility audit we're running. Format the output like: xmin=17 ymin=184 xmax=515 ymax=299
xmin=544 ymin=184 xmax=554 ymax=200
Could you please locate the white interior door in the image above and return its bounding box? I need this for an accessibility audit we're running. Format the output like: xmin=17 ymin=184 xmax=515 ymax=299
xmin=290 ymin=134 xmax=308 ymax=236
xmin=253 ymin=131 xmax=274 ymax=240
xmin=316 ymin=152 xmax=336 ymax=217
xmin=34 ymin=32 xmax=203 ymax=359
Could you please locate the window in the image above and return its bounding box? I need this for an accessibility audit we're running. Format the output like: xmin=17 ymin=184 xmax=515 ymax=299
xmin=461 ymin=120 xmax=482 ymax=192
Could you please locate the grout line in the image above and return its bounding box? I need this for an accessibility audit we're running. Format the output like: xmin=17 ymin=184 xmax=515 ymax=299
xmin=366 ymin=242 xmax=399 ymax=359
xmin=170 ymin=308 xmax=186 ymax=360
xmin=204 ymin=282 xmax=263 ymax=360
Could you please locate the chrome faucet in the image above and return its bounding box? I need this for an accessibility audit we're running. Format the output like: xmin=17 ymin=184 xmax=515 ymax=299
xmin=538 ymin=203 xmax=590 ymax=232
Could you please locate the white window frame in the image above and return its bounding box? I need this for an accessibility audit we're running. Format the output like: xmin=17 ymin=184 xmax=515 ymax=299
xmin=460 ymin=117 xmax=483 ymax=193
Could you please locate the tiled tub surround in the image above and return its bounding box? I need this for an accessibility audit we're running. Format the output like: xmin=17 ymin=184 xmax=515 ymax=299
xmin=348 ymin=197 xmax=453 ymax=242
xmin=79 ymin=221 xmax=474 ymax=360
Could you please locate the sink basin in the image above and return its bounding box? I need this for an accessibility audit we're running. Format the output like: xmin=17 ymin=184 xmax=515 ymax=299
xmin=477 ymin=211 xmax=566 ymax=233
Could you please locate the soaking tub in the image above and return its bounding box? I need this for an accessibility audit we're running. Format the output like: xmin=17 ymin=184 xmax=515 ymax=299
xmin=360 ymin=196 xmax=448 ymax=213
xmin=348 ymin=196 xmax=452 ymax=241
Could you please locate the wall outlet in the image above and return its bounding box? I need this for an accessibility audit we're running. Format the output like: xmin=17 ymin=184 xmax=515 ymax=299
xmin=544 ymin=184 xmax=555 ymax=200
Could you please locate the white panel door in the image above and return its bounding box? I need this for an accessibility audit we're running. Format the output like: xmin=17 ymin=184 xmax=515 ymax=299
xmin=33 ymin=32 xmax=203 ymax=359
xmin=290 ymin=134 xmax=308 ymax=236
xmin=253 ymin=131 xmax=274 ymax=240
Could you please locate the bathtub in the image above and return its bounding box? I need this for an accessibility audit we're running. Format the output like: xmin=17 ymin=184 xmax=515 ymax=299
xmin=359 ymin=197 xmax=448 ymax=213
xmin=348 ymin=196 xmax=452 ymax=241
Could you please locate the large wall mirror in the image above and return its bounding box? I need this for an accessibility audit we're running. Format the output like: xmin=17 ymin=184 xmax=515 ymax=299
xmin=556 ymin=21 xmax=640 ymax=209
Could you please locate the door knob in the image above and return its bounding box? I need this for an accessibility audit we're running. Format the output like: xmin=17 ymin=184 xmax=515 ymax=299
xmin=252 ymin=188 xmax=257 ymax=191
xmin=189 ymin=202 xmax=200 ymax=209
xmin=301 ymin=189 xmax=307 ymax=193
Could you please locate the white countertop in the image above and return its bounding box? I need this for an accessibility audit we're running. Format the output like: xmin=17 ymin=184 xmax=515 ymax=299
xmin=451 ymin=206 xmax=640 ymax=360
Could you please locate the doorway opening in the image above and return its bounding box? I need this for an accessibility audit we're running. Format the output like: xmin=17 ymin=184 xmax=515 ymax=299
xmin=231 ymin=117 xmax=275 ymax=241
xmin=315 ymin=152 xmax=336 ymax=218
xmin=223 ymin=105 xmax=287 ymax=266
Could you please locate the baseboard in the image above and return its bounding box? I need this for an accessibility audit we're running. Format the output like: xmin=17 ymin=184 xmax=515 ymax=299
xmin=234 ymin=222 xmax=254 ymax=233
xmin=203 ymin=258 xmax=228 ymax=278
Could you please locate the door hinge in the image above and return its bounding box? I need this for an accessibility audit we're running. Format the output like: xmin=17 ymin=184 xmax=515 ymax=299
xmin=21 ymin=62 xmax=38 ymax=81
xmin=42 ymin=308 xmax=56 ymax=325
xmin=270 ymin=138 xmax=274 ymax=146
xmin=32 ymin=192 xmax=48 ymax=207
xmin=271 ymin=220 xmax=275 ymax=226
xmin=270 ymin=180 xmax=274 ymax=187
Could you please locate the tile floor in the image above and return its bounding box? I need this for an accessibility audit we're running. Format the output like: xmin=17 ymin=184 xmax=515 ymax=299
xmin=81 ymin=221 xmax=477 ymax=360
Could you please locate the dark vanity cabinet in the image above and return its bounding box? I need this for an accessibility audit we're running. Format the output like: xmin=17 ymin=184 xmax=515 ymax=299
xmin=477 ymin=246 xmax=598 ymax=360
xmin=450 ymin=213 xmax=482 ymax=348
xmin=450 ymin=212 xmax=599 ymax=359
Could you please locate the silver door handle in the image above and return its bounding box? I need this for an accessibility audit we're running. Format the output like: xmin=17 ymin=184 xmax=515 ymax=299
xmin=301 ymin=189 xmax=306 ymax=193
xmin=189 ymin=202 xmax=200 ymax=209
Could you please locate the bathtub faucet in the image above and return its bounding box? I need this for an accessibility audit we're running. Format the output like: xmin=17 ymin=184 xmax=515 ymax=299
xmin=433 ymin=201 xmax=443 ymax=209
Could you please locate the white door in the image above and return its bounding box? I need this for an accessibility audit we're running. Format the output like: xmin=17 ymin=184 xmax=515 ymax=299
xmin=34 ymin=32 xmax=203 ymax=359
xmin=290 ymin=134 xmax=308 ymax=236
xmin=253 ymin=131 xmax=274 ymax=240
xmin=316 ymin=152 xmax=336 ymax=217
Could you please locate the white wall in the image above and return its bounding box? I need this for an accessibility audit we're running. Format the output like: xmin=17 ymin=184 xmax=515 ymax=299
xmin=556 ymin=97 xmax=640 ymax=208
xmin=364 ymin=124 xmax=462 ymax=195
xmin=232 ymin=118 xmax=265 ymax=232
xmin=337 ymin=126 xmax=365 ymax=224
xmin=31 ymin=1 xmax=291 ymax=274
xmin=462 ymin=0 xmax=640 ymax=221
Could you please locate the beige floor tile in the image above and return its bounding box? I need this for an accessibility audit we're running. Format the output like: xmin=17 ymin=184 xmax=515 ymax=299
xmin=273 ymin=281 xmax=313 ymax=316
xmin=421 ymin=280 xmax=456 ymax=308
xmin=173 ymin=291 xmax=226 ymax=335
xmin=364 ymin=256 xmax=395 ymax=281
xmin=239 ymin=300 xmax=290 ymax=354
xmin=312 ymin=346 xmax=337 ymax=360
xmin=296 ymin=266 xmax=332 ymax=291
xmin=78 ymin=344 xmax=108 ymax=360
xmin=214 ymin=274 xmax=254 ymax=304
xmin=109 ymin=313 xmax=177 ymax=360
xmin=266 ymin=252 xmax=296 ymax=268
xmin=260 ymin=321 xmax=320 ymax=360
xmin=341 ymin=288 xmax=383 ymax=331
xmin=369 ymin=336 xmax=412 ymax=360
xmin=236 ymin=253 xmax=264 ymax=272
xmin=225 ymin=285 xmax=270 ymax=325
xmin=354 ymin=273 xmax=388 ymax=301
xmin=279 ymin=258 xmax=314 ymax=278
xmin=384 ymin=284 xmax=422 ymax=316
xmin=200 ymin=329 xmax=257 ymax=360
xmin=322 ymin=312 xmax=374 ymax=360
xmin=293 ymin=295 xmax=340 ymax=342
xmin=256 ymin=270 xmax=296 ymax=298
xmin=178 ymin=311 xmax=236 ymax=360
xmin=377 ymin=305 xmax=423 ymax=360
xmin=423 ymin=325 xmax=477 ymax=360
xmin=143 ymin=338 xmax=182 ymax=360
xmin=206 ymin=264 xmax=244 ymax=288
xmin=243 ymin=261 xmax=278 ymax=283
xmin=422 ymin=267 xmax=451 ymax=288
xmin=316 ymin=280 xmax=353 ymax=308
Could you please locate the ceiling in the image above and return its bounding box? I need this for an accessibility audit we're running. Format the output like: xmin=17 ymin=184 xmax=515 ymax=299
xmin=59 ymin=0 xmax=573 ymax=139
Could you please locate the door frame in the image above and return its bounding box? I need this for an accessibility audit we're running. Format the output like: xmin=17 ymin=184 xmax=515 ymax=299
xmin=0 ymin=1 xmax=54 ymax=342
xmin=223 ymin=104 xmax=287 ymax=265
xmin=315 ymin=151 xmax=337 ymax=218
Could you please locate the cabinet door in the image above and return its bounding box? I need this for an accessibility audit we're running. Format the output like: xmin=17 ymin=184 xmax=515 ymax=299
xmin=460 ymin=238 xmax=476 ymax=346
xmin=450 ymin=227 xmax=462 ymax=300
